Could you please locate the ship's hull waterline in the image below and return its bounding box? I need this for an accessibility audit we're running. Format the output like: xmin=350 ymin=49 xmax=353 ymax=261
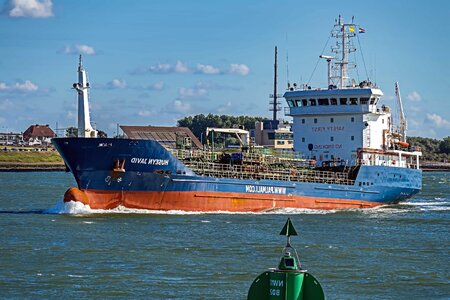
xmin=54 ymin=137 xmax=422 ymax=211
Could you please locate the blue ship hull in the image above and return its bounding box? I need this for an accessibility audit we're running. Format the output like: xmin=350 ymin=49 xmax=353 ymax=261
xmin=52 ymin=137 xmax=422 ymax=211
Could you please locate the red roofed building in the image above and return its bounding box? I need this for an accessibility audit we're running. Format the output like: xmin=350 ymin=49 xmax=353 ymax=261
xmin=23 ymin=124 xmax=56 ymax=146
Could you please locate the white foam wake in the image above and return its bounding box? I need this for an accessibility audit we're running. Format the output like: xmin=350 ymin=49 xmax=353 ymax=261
xmin=46 ymin=199 xmax=449 ymax=215
xmin=44 ymin=201 xmax=94 ymax=214
xmin=45 ymin=201 xmax=342 ymax=215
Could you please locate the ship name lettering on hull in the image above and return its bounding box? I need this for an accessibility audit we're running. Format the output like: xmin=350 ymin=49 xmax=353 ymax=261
xmin=131 ymin=158 xmax=169 ymax=165
xmin=245 ymin=185 xmax=287 ymax=194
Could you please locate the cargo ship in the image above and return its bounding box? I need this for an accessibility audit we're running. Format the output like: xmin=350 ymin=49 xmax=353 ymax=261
xmin=53 ymin=17 xmax=422 ymax=211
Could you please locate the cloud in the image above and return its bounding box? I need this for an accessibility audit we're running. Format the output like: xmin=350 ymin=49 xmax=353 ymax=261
xmin=195 ymin=81 xmax=241 ymax=91
xmin=0 ymin=80 xmax=39 ymax=92
xmin=216 ymin=101 xmax=232 ymax=113
xmin=407 ymin=91 xmax=422 ymax=102
xmin=148 ymin=63 xmax=172 ymax=74
xmin=409 ymin=106 xmax=421 ymax=113
xmin=229 ymin=64 xmax=250 ymax=75
xmin=3 ymin=0 xmax=53 ymax=18
xmin=148 ymin=60 xmax=189 ymax=74
xmin=59 ymin=44 xmax=96 ymax=55
xmin=138 ymin=110 xmax=154 ymax=117
xmin=174 ymin=61 xmax=189 ymax=73
xmin=196 ymin=64 xmax=221 ymax=75
xmin=178 ymin=87 xmax=208 ymax=99
xmin=101 ymin=80 xmax=164 ymax=91
xmin=382 ymin=94 xmax=396 ymax=101
xmin=136 ymin=61 xmax=250 ymax=76
xmin=426 ymin=113 xmax=450 ymax=129
xmin=106 ymin=79 xmax=127 ymax=89
xmin=173 ymin=100 xmax=191 ymax=114
xmin=66 ymin=110 xmax=76 ymax=121
xmin=146 ymin=81 xmax=164 ymax=91
xmin=0 ymin=99 xmax=14 ymax=110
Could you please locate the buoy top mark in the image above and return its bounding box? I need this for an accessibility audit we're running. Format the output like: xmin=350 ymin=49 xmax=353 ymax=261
xmin=279 ymin=217 xmax=298 ymax=237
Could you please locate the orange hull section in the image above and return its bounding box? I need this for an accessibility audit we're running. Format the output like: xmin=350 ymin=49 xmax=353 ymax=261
xmin=64 ymin=187 xmax=382 ymax=211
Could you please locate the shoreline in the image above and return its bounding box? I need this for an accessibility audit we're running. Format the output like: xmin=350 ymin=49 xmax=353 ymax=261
xmin=0 ymin=162 xmax=66 ymax=172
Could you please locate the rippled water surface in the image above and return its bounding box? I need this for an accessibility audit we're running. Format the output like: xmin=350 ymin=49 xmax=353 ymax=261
xmin=0 ymin=172 xmax=449 ymax=299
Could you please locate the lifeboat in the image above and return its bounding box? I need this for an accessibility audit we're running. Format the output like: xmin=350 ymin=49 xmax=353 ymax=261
xmin=396 ymin=141 xmax=409 ymax=148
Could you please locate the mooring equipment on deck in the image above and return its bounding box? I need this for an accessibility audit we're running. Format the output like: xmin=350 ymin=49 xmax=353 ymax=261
xmin=247 ymin=218 xmax=325 ymax=300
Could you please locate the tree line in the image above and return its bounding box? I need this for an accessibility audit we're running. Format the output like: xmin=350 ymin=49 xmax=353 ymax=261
xmin=407 ymin=136 xmax=450 ymax=162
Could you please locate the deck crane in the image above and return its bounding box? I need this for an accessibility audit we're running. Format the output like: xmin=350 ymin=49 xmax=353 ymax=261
xmin=205 ymin=127 xmax=250 ymax=149
xmin=395 ymin=82 xmax=407 ymax=143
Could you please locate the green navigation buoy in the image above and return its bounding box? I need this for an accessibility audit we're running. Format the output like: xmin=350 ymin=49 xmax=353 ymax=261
xmin=247 ymin=218 xmax=325 ymax=300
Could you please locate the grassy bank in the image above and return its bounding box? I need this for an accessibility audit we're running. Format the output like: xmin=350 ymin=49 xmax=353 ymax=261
xmin=0 ymin=151 xmax=64 ymax=163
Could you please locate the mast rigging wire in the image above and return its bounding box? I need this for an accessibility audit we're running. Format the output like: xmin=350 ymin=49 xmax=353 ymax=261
xmin=307 ymin=35 xmax=331 ymax=86
xmin=357 ymin=33 xmax=369 ymax=80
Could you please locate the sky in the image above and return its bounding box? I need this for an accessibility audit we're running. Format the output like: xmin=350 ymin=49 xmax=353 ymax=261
xmin=0 ymin=0 xmax=449 ymax=138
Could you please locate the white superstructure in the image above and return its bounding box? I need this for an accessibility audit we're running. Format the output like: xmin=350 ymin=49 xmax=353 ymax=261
xmin=73 ymin=55 xmax=97 ymax=138
xmin=284 ymin=16 xmax=421 ymax=169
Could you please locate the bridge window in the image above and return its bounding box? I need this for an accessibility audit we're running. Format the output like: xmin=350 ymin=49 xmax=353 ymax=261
xmin=330 ymin=98 xmax=337 ymax=105
xmin=370 ymin=97 xmax=377 ymax=104
xmin=339 ymin=98 xmax=347 ymax=105
xmin=295 ymin=100 xmax=302 ymax=107
xmin=309 ymin=99 xmax=316 ymax=106
xmin=318 ymin=98 xmax=329 ymax=105
xmin=350 ymin=98 xmax=358 ymax=105
xmin=360 ymin=97 xmax=369 ymax=104
xmin=287 ymin=100 xmax=295 ymax=107
xmin=302 ymin=99 xmax=308 ymax=106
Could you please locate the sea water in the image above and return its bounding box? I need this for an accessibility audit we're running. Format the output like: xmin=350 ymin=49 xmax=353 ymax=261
xmin=0 ymin=172 xmax=448 ymax=299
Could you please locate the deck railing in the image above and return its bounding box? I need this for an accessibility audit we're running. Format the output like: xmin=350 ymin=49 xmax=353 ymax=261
xmin=181 ymin=161 xmax=354 ymax=186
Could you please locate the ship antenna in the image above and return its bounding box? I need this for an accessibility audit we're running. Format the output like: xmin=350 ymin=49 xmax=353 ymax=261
xmin=269 ymin=46 xmax=280 ymax=121
xmin=286 ymin=32 xmax=290 ymax=88
xmin=286 ymin=50 xmax=290 ymax=88
xmin=274 ymin=46 xmax=278 ymax=121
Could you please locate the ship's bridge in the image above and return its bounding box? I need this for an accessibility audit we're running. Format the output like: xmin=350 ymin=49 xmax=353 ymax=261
xmin=284 ymin=87 xmax=383 ymax=116
xmin=284 ymin=86 xmax=389 ymax=167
